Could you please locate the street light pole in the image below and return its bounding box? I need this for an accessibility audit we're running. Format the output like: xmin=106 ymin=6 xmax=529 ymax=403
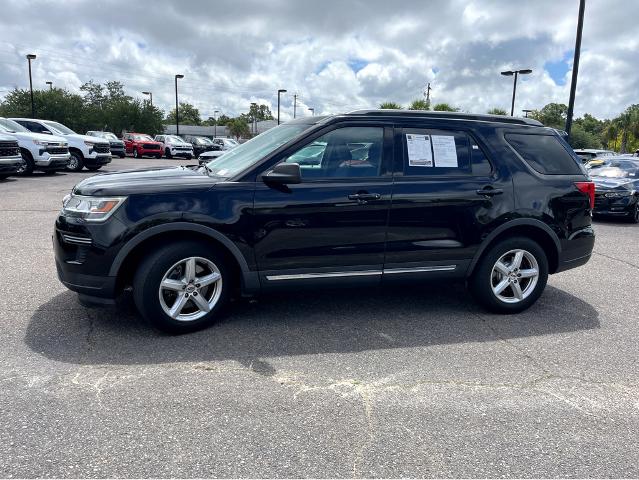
xmin=501 ymin=68 xmax=532 ymax=116
xmin=45 ymin=81 xmax=52 ymax=91
xmin=26 ymin=54 xmax=36 ymax=117
xmin=142 ymin=91 xmax=153 ymax=106
xmin=308 ymin=107 xmax=315 ymax=116
xmin=522 ymin=109 xmax=533 ymax=118
xmin=293 ymin=94 xmax=297 ymax=118
xmin=174 ymin=74 xmax=184 ymax=136
xmin=277 ymin=89 xmax=287 ymax=125
xmin=213 ymin=110 xmax=219 ymax=138
xmin=565 ymin=0 xmax=586 ymax=137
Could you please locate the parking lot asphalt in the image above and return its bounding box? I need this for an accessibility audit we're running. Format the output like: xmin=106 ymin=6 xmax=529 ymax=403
xmin=1 ymin=157 xmax=638 ymax=478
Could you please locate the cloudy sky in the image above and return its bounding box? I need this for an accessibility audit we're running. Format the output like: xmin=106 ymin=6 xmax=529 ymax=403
xmin=0 ymin=0 xmax=637 ymax=121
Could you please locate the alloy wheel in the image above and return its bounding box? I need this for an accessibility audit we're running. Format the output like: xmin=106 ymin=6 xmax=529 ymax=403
xmin=158 ymin=256 xmax=223 ymax=322
xmin=67 ymin=155 xmax=79 ymax=170
xmin=490 ymin=249 xmax=539 ymax=304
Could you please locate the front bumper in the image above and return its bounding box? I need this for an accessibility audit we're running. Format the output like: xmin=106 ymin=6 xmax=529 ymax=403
xmin=0 ymin=156 xmax=23 ymax=175
xmin=170 ymin=147 xmax=193 ymax=157
xmin=84 ymin=154 xmax=112 ymax=167
xmin=35 ymin=153 xmax=70 ymax=170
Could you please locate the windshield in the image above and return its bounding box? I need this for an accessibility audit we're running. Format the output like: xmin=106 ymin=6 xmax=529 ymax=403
xmin=166 ymin=135 xmax=184 ymax=143
xmin=133 ymin=134 xmax=153 ymax=141
xmin=196 ymin=137 xmax=212 ymax=144
xmin=0 ymin=118 xmax=30 ymax=133
xmin=101 ymin=132 xmax=118 ymax=141
xmin=44 ymin=121 xmax=75 ymax=135
xmin=206 ymin=124 xmax=311 ymax=177
xmin=226 ymin=139 xmax=239 ymax=146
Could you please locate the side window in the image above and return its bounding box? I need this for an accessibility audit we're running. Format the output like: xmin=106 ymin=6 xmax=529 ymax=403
xmin=23 ymin=121 xmax=45 ymax=133
xmin=506 ymin=133 xmax=582 ymax=175
xmin=401 ymin=128 xmax=471 ymax=176
xmin=470 ymin=140 xmax=493 ymax=176
xmin=283 ymin=126 xmax=384 ymax=179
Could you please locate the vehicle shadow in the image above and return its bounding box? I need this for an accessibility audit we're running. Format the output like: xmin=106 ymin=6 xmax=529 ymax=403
xmin=25 ymin=282 xmax=599 ymax=373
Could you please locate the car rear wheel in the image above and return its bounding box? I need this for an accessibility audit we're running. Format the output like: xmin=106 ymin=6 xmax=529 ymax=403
xmin=133 ymin=241 xmax=230 ymax=334
xmin=470 ymin=237 xmax=548 ymax=314
xmin=628 ymin=202 xmax=639 ymax=224
xmin=133 ymin=148 xmax=141 ymax=159
xmin=66 ymin=151 xmax=84 ymax=172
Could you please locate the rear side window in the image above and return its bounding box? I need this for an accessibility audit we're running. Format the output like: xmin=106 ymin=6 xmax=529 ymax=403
xmin=506 ymin=133 xmax=581 ymax=175
xmin=401 ymin=128 xmax=471 ymax=176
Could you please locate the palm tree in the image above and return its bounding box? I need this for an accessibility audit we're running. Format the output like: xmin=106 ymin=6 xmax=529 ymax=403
xmin=433 ymin=103 xmax=459 ymax=112
xmin=379 ymin=102 xmax=402 ymax=109
xmin=408 ymin=99 xmax=430 ymax=110
xmin=487 ymin=107 xmax=507 ymax=115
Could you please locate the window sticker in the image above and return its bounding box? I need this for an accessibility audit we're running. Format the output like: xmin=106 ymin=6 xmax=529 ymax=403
xmin=406 ymin=134 xmax=433 ymax=167
xmin=432 ymin=135 xmax=458 ymax=167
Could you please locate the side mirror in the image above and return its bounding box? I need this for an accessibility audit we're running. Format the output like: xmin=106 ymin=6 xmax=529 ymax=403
xmin=263 ymin=163 xmax=302 ymax=185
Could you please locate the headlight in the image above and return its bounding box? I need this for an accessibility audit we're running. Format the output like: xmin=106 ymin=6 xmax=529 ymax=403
xmin=605 ymin=191 xmax=632 ymax=198
xmin=62 ymin=194 xmax=127 ymax=222
xmin=84 ymin=141 xmax=95 ymax=147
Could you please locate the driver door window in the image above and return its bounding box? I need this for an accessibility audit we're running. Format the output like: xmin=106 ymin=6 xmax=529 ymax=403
xmin=282 ymin=126 xmax=384 ymax=179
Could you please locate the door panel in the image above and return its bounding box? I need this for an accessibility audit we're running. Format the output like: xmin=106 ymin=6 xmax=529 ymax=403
xmin=385 ymin=126 xmax=513 ymax=275
xmin=251 ymin=125 xmax=393 ymax=284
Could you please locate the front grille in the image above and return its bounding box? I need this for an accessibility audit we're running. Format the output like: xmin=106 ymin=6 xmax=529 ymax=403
xmin=110 ymin=142 xmax=124 ymax=149
xmin=143 ymin=143 xmax=160 ymax=150
xmin=47 ymin=146 xmax=69 ymax=155
xmin=93 ymin=144 xmax=110 ymax=154
xmin=0 ymin=141 xmax=20 ymax=157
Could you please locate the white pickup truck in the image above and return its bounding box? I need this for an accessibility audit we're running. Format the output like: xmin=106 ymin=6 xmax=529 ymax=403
xmin=11 ymin=118 xmax=111 ymax=172
xmin=0 ymin=134 xmax=23 ymax=180
xmin=0 ymin=117 xmax=69 ymax=175
xmin=154 ymin=134 xmax=194 ymax=159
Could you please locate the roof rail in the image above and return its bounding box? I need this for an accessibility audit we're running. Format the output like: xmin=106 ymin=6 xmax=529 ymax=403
xmin=347 ymin=109 xmax=543 ymax=126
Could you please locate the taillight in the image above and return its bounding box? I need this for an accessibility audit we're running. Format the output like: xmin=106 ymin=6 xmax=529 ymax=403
xmin=575 ymin=181 xmax=595 ymax=209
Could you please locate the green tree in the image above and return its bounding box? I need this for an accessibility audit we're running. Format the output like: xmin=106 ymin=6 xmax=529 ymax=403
xmin=165 ymin=102 xmax=202 ymax=126
xmin=379 ymin=102 xmax=402 ymax=109
xmin=433 ymin=103 xmax=459 ymax=112
xmin=614 ymin=104 xmax=639 ymax=153
xmin=227 ymin=118 xmax=250 ymax=140
xmin=567 ymin=123 xmax=601 ymax=149
xmin=530 ymin=103 xmax=567 ymax=129
xmin=408 ymin=99 xmax=430 ymax=110
xmin=487 ymin=107 xmax=507 ymax=115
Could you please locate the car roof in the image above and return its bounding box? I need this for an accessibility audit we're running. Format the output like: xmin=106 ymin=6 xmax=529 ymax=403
xmin=343 ymin=109 xmax=543 ymax=126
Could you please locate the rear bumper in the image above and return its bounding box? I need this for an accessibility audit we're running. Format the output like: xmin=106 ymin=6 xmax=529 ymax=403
xmin=556 ymin=227 xmax=595 ymax=273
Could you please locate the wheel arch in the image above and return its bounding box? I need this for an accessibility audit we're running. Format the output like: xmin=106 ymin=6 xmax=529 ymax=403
xmin=110 ymin=222 xmax=258 ymax=294
xmin=19 ymin=147 xmax=34 ymax=160
xmin=467 ymin=219 xmax=561 ymax=276
xmin=68 ymin=146 xmax=84 ymax=158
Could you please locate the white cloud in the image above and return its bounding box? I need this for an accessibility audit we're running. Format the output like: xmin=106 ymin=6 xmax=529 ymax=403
xmin=0 ymin=0 xmax=636 ymax=121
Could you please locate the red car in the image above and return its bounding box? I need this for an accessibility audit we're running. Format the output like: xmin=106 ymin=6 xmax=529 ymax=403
xmin=123 ymin=133 xmax=163 ymax=158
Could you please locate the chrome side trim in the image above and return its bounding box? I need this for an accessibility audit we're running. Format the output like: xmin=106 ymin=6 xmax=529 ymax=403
xmin=383 ymin=265 xmax=457 ymax=274
xmin=265 ymin=270 xmax=382 ymax=281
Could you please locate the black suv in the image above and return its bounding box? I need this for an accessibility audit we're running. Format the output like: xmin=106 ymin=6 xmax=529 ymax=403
xmin=54 ymin=111 xmax=595 ymax=333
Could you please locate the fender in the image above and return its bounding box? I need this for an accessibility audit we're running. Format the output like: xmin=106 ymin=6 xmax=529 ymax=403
xmin=109 ymin=222 xmax=257 ymax=290
xmin=466 ymin=218 xmax=562 ymax=275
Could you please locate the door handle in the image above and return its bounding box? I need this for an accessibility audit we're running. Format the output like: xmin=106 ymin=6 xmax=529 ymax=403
xmin=476 ymin=187 xmax=503 ymax=197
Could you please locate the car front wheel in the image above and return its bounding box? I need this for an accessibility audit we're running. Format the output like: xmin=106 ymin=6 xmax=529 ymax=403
xmin=66 ymin=151 xmax=84 ymax=172
xmin=470 ymin=237 xmax=548 ymax=314
xmin=133 ymin=241 xmax=230 ymax=334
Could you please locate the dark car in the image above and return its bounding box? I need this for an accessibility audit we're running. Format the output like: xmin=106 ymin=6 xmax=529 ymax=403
xmin=186 ymin=136 xmax=220 ymax=158
xmin=590 ymin=157 xmax=639 ymax=222
xmin=54 ymin=110 xmax=595 ymax=334
xmin=86 ymin=131 xmax=126 ymax=158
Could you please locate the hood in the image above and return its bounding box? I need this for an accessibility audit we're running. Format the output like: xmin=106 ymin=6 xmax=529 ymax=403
xmin=0 ymin=133 xmax=17 ymax=142
xmin=591 ymin=177 xmax=634 ymax=190
xmin=166 ymin=139 xmax=192 ymax=146
xmin=6 ymin=130 xmax=68 ymax=145
xmin=61 ymin=133 xmax=110 ymax=145
xmin=72 ymin=166 xmax=218 ymax=196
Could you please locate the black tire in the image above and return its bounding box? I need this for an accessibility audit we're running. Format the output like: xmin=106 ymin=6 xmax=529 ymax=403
xmin=155 ymin=154 xmax=162 ymax=159
xmin=470 ymin=236 xmax=548 ymax=314
xmin=118 ymin=154 xmax=126 ymax=159
xmin=66 ymin=151 xmax=84 ymax=172
xmin=0 ymin=175 xmax=9 ymax=180
xmin=133 ymin=241 xmax=230 ymax=334
xmin=186 ymin=154 xmax=192 ymax=160
xmin=18 ymin=150 xmax=34 ymax=175
xmin=86 ymin=165 xmax=102 ymax=171
xmin=627 ymin=201 xmax=639 ymax=224
xmin=133 ymin=148 xmax=141 ymax=159
xmin=165 ymin=148 xmax=173 ymax=159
